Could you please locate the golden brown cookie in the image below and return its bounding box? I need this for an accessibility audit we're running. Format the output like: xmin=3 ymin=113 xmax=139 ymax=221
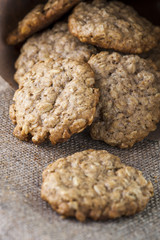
xmin=88 ymin=52 xmax=160 ymax=148
xmin=69 ymin=0 xmax=160 ymax=54
xmin=14 ymin=22 xmax=97 ymax=84
xmin=7 ymin=0 xmax=81 ymax=45
xmin=41 ymin=149 xmax=154 ymax=221
xmin=10 ymin=58 xmax=99 ymax=144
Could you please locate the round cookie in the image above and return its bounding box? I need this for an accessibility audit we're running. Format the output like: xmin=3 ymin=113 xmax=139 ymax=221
xmin=14 ymin=22 xmax=97 ymax=85
xmin=68 ymin=0 xmax=160 ymax=54
xmin=41 ymin=149 xmax=154 ymax=221
xmin=9 ymin=58 xmax=99 ymax=144
xmin=141 ymin=42 xmax=160 ymax=70
xmin=88 ymin=52 xmax=160 ymax=148
xmin=7 ymin=0 xmax=81 ymax=45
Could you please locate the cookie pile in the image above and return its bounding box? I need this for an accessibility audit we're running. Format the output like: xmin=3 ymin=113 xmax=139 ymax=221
xmin=8 ymin=0 xmax=160 ymax=221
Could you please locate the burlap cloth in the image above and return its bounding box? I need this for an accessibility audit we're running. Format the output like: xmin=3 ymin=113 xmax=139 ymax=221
xmin=0 ymin=75 xmax=160 ymax=240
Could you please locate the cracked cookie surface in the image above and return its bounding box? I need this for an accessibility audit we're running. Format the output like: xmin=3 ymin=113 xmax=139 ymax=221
xmin=41 ymin=149 xmax=154 ymax=221
xmin=69 ymin=0 xmax=160 ymax=54
xmin=10 ymin=58 xmax=99 ymax=144
xmin=88 ymin=52 xmax=160 ymax=148
xmin=14 ymin=22 xmax=97 ymax=85
xmin=7 ymin=0 xmax=81 ymax=45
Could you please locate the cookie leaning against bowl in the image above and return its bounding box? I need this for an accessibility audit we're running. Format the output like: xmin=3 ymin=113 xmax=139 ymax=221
xmin=14 ymin=21 xmax=97 ymax=85
xmin=88 ymin=52 xmax=160 ymax=148
xmin=6 ymin=0 xmax=81 ymax=45
xmin=41 ymin=149 xmax=154 ymax=221
xmin=68 ymin=0 xmax=160 ymax=54
xmin=9 ymin=58 xmax=99 ymax=144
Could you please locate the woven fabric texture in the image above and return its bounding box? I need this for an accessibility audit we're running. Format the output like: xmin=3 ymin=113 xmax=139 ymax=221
xmin=0 ymin=77 xmax=160 ymax=240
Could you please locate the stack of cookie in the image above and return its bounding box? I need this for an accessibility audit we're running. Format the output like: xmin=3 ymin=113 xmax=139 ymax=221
xmin=68 ymin=0 xmax=160 ymax=148
xmin=7 ymin=0 xmax=160 ymax=221
xmin=8 ymin=0 xmax=160 ymax=149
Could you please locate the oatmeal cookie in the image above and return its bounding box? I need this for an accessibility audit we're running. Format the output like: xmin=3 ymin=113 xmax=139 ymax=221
xmin=41 ymin=149 xmax=154 ymax=221
xmin=141 ymin=42 xmax=160 ymax=70
xmin=7 ymin=0 xmax=81 ymax=45
xmin=68 ymin=0 xmax=160 ymax=54
xmin=9 ymin=58 xmax=99 ymax=144
xmin=88 ymin=52 xmax=160 ymax=148
xmin=14 ymin=22 xmax=97 ymax=84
